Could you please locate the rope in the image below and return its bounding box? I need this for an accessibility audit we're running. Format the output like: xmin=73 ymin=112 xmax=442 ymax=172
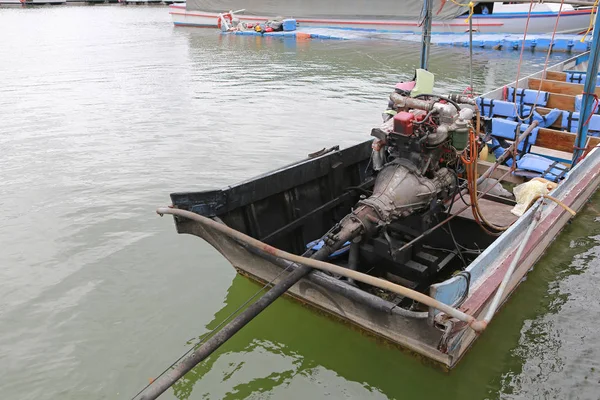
xmin=130 ymin=258 xmax=296 ymax=400
xmin=576 ymin=143 xmax=600 ymax=163
xmin=461 ymin=128 xmax=512 ymax=235
xmin=448 ymin=0 xmax=475 ymax=24
xmin=582 ymin=92 xmax=599 ymax=127
xmin=512 ymin=0 xmax=565 ymax=122
xmin=580 ymin=0 xmax=599 ymax=43
xmin=525 ymin=194 xmax=576 ymax=216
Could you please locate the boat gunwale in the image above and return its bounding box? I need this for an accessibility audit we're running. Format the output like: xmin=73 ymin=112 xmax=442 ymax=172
xmin=174 ymin=217 xmax=453 ymax=367
xmin=167 ymin=50 xmax=600 ymax=369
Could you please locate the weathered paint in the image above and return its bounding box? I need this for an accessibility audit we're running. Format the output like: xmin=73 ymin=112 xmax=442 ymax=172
xmin=167 ymin=51 xmax=600 ymax=368
xmin=429 ymin=52 xmax=595 ymax=319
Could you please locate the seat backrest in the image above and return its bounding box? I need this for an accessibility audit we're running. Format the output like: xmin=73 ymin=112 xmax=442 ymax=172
xmin=490 ymin=118 xmax=539 ymax=153
xmin=476 ymin=98 xmax=517 ymax=119
xmin=507 ymin=87 xmax=549 ymax=107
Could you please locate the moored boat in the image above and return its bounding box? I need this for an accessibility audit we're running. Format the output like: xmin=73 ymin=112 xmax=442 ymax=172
xmin=136 ymin=2 xmax=600 ymax=398
xmin=170 ymin=1 xmax=594 ymax=34
xmin=0 ymin=0 xmax=66 ymax=5
xmin=152 ymin=48 xmax=600 ymax=371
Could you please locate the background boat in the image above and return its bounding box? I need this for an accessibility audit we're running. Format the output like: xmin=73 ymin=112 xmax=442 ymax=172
xmin=170 ymin=1 xmax=594 ymax=34
xmin=0 ymin=0 xmax=66 ymax=4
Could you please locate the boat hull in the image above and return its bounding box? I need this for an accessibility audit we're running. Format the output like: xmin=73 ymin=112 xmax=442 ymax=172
xmin=174 ymin=145 xmax=600 ymax=368
xmin=0 ymin=0 xmax=66 ymax=4
xmin=169 ymin=5 xmax=593 ymax=34
xmin=166 ymin=53 xmax=600 ymax=368
xmin=177 ymin=218 xmax=451 ymax=366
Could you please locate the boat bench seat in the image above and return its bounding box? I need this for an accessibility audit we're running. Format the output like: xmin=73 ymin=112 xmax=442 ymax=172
xmin=555 ymin=109 xmax=600 ymax=135
xmin=477 ymin=98 xmax=517 ymax=119
xmin=574 ymin=94 xmax=600 ymax=115
xmin=506 ymin=87 xmax=549 ymax=107
xmin=477 ymin=98 xmax=563 ymax=130
xmin=566 ymin=72 xmax=600 ymax=85
xmin=520 ymin=105 xmax=600 ymax=136
xmin=478 ymin=89 xmax=600 ymax=135
xmin=488 ymin=118 xmax=568 ymax=182
xmin=490 ymin=118 xmax=538 ymax=155
xmin=476 ymin=98 xmax=562 ymax=131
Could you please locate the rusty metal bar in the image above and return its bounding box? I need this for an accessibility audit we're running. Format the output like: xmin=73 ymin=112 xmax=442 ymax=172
xmin=480 ymin=202 xmax=542 ymax=329
xmin=477 ymin=120 xmax=539 ymax=185
xmin=157 ymin=207 xmax=483 ymax=329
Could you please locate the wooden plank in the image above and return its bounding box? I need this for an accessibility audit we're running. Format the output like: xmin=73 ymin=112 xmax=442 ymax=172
xmin=545 ymin=71 xmax=566 ymax=81
xmin=486 ymin=118 xmax=597 ymax=155
xmin=535 ymin=107 xmax=566 ymax=130
xmin=528 ymin=78 xmax=599 ymax=97
xmin=476 ymin=161 xmax=523 ymax=184
xmin=530 ymin=146 xmax=573 ymax=163
xmin=546 ymin=93 xmax=576 ymax=111
xmin=450 ymin=197 xmax=518 ymax=226
xmin=536 ymin=127 xmax=600 ymax=153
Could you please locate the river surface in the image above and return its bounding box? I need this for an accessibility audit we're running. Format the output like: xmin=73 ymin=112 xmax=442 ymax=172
xmin=1 ymin=5 xmax=600 ymax=400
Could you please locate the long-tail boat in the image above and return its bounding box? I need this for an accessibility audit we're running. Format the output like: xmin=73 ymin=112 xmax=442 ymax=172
xmin=136 ymin=1 xmax=600 ymax=398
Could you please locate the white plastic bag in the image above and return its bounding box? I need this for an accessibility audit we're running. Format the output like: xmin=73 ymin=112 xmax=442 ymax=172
xmin=511 ymin=178 xmax=558 ymax=216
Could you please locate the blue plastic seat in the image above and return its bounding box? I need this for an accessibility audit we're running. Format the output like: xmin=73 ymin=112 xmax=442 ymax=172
xmin=514 ymin=154 xmax=569 ymax=182
xmin=507 ymin=87 xmax=549 ymax=107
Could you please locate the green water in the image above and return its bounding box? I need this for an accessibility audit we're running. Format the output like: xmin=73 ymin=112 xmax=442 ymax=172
xmin=171 ymin=194 xmax=600 ymax=400
xmin=1 ymin=5 xmax=599 ymax=400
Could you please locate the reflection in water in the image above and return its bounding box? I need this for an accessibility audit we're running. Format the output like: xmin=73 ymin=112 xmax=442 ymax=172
xmin=172 ymin=275 xmax=391 ymax=400
xmin=1 ymin=5 xmax=599 ymax=400
xmin=496 ymin=224 xmax=600 ymax=399
xmin=172 ymin=193 xmax=600 ymax=400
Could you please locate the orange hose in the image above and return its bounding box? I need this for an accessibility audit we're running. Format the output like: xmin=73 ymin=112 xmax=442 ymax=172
xmin=462 ymin=128 xmax=513 ymax=235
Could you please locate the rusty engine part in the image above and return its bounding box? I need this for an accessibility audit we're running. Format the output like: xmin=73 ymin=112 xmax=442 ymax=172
xmin=321 ymin=90 xmax=474 ymax=259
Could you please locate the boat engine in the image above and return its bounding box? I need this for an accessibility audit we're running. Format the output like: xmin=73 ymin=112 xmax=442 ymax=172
xmin=316 ymin=89 xmax=477 ymax=282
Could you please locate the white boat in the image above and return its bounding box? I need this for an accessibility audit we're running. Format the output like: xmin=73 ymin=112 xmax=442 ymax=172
xmin=0 ymin=0 xmax=66 ymax=4
xmin=169 ymin=1 xmax=594 ymax=34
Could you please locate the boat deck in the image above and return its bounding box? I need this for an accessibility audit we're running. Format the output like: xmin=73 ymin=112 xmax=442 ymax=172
xmin=163 ymin=52 xmax=600 ymax=374
xmin=451 ymin=198 xmax=518 ymax=226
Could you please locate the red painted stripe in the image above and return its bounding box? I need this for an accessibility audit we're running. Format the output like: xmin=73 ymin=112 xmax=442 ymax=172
xmin=460 ymin=161 xmax=600 ymax=317
xmin=171 ymin=11 xmax=504 ymax=27
xmin=560 ymin=9 xmax=594 ymax=15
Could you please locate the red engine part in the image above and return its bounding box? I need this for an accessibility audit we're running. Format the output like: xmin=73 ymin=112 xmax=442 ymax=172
xmin=393 ymin=111 xmax=416 ymax=136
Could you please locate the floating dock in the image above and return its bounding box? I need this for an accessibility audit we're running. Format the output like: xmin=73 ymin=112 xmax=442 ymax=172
xmin=120 ymin=0 xmax=183 ymax=4
xmin=226 ymin=28 xmax=593 ymax=53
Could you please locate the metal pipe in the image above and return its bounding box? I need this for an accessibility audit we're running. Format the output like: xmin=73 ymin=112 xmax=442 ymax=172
xmin=480 ymin=202 xmax=543 ymax=329
xmin=469 ymin=9 xmax=474 ymax=96
xmin=139 ymin=265 xmax=310 ymax=399
xmin=157 ymin=207 xmax=483 ymax=330
xmin=573 ymin=9 xmax=600 ymax=165
xmin=476 ymin=120 xmax=539 ymax=185
xmin=238 ymin=240 xmax=428 ymax=319
xmin=420 ymin=0 xmax=433 ymax=70
xmin=345 ymin=238 xmax=360 ymax=285
xmin=138 ymin=230 xmax=343 ymax=400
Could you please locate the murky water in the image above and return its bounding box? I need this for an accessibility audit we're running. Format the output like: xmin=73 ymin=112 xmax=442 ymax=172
xmin=1 ymin=5 xmax=599 ymax=400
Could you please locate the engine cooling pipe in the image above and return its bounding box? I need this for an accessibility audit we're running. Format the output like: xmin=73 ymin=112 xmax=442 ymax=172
xmin=157 ymin=208 xmax=484 ymax=326
xmin=389 ymin=92 xmax=458 ymax=117
xmin=237 ymin=238 xmax=428 ymax=320
xmin=141 ymin=207 xmax=487 ymax=398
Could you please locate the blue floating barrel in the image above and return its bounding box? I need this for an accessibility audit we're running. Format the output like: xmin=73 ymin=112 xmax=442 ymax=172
xmin=282 ymin=19 xmax=297 ymax=31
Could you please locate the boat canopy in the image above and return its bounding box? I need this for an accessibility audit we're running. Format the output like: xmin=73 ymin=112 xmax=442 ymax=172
xmin=186 ymin=0 xmax=471 ymax=21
